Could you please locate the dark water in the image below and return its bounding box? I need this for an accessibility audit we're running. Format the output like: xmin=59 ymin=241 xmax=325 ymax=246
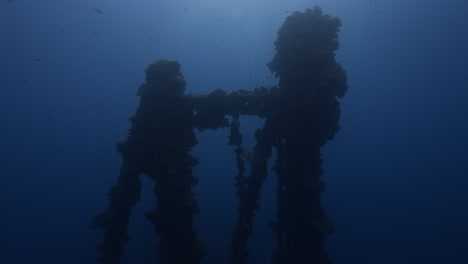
xmin=1 ymin=0 xmax=467 ymax=263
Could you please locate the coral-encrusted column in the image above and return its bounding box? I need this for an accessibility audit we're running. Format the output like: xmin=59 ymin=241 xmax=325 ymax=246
xmin=135 ymin=60 xmax=205 ymax=263
xmin=268 ymin=7 xmax=348 ymax=264
xmin=92 ymin=60 xmax=204 ymax=264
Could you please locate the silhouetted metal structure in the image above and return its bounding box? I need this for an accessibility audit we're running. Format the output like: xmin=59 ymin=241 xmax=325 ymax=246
xmin=92 ymin=6 xmax=347 ymax=264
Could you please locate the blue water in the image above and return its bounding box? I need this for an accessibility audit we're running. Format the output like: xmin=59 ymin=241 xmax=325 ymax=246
xmin=1 ymin=0 xmax=467 ymax=263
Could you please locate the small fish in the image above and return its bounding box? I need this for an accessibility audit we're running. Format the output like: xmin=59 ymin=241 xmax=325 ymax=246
xmin=93 ymin=8 xmax=103 ymax=14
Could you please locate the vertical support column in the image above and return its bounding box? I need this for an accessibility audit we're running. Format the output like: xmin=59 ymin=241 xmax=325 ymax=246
xmin=92 ymin=60 xmax=204 ymax=264
xmin=136 ymin=60 xmax=205 ymax=263
xmin=268 ymin=7 xmax=347 ymax=264
xmin=91 ymin=160 xmax=141 ymax=264
xmin=228 ymin=117 xmax=276 ymax=264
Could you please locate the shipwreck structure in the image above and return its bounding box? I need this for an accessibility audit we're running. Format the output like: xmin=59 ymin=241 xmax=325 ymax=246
xmin=91 ymin=6 xmax=347 ymax=264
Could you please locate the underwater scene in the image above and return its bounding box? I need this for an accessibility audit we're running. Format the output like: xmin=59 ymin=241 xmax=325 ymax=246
xmin=1 ymin=0 xmax=467 ymax=263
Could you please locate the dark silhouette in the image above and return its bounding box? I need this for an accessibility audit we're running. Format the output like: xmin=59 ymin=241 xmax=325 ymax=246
xmin=91 ymin=6 xmax=347 ymax=264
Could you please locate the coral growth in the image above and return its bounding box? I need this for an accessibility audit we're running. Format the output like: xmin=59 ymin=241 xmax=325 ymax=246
xmin=92 ymin=6 xmax=347 ymax=264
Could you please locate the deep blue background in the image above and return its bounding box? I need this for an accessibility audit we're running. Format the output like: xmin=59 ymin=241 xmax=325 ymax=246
xmin=1 ymin=0 xmax=467 ymax=263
